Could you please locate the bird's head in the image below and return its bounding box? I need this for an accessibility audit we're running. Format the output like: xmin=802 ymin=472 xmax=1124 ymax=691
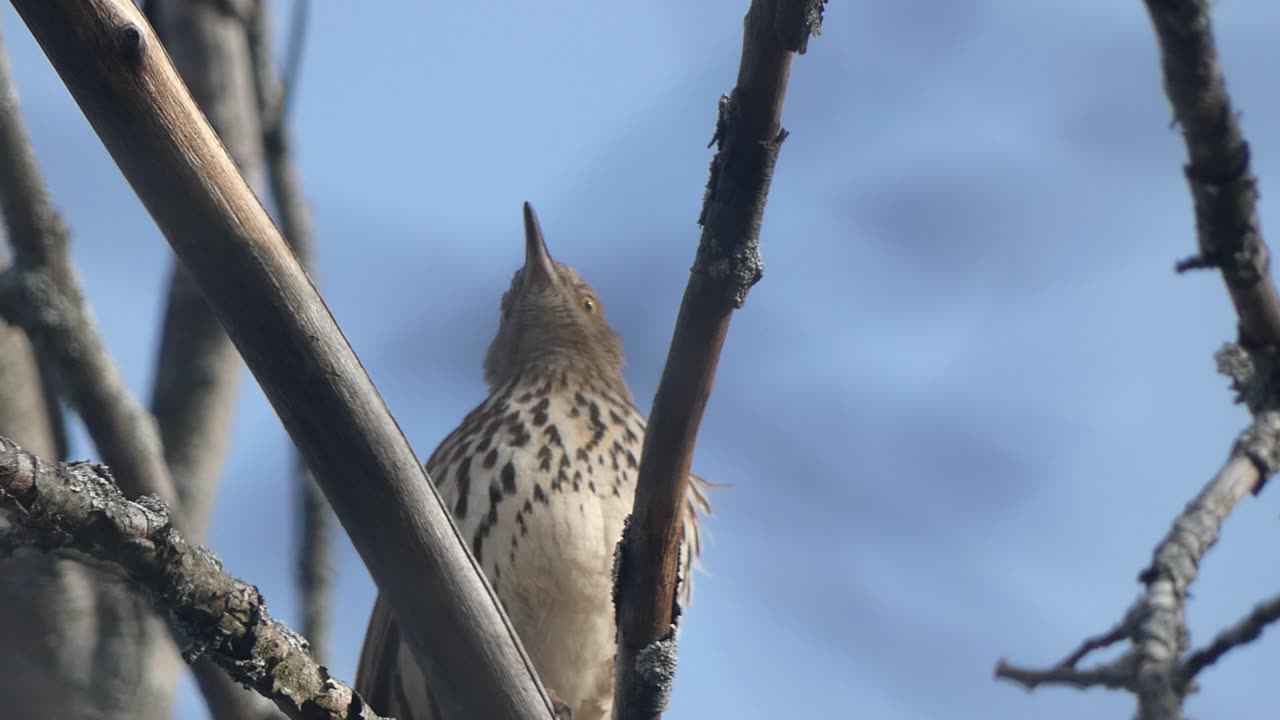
xmin=483 ymin=203 xmax=627 ymax=395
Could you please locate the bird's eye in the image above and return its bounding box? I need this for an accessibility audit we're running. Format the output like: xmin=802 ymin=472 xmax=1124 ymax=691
xmin=581 ymin=295 xmax=597 ymax=315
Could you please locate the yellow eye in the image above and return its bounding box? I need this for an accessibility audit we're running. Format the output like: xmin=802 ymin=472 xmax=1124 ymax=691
xmin=581 ymin=295 xmax=597 ymax=315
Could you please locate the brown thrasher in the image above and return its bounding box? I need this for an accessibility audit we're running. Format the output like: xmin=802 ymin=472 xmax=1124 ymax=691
xmin=355 ymin=203 xmax=711 ymax=720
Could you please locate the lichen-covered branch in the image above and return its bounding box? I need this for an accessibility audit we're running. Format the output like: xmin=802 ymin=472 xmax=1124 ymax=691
xmin=611 ymin=1 xmax=823 ymax=718
xmin=7 ymin=2 xmax=551 ymax=717
xmin=995 ymin=413 xmax=1280 ymax=716
xmin=0 ymin=436 xmax=386 ymax=720
xmin=996 ymin=2 xmax=1280 ymax=716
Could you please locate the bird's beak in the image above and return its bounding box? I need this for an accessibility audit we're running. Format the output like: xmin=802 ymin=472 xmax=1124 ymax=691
xmin=522 ymin=202 xmax=558 ymax=287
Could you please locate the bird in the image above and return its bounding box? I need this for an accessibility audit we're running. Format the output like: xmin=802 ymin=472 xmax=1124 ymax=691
xmin=354 ymin=203 xmax=711 ymax=720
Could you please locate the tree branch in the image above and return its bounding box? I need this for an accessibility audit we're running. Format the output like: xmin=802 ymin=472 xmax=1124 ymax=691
xmin=612 ymin=1 xmax=823 ymax=718
xmin=0 ymin=24 xmax=176 ymax=512
xmin=246 ymin=0 xmax=332 ymax=665
xmin=145 ymin=1 xmax=289 ymax=717
xmin=995 ymin=411 xmax=1280 ymax=714
xmin=998 ymin=2 xmax=1280 ymax=716
xmin=1145 ymin=0 xmax=1280 ymax=347
xmin=994 ymin=656 xmax=1137 ymax=692
xmin=0 ymin=436 xmax=386 ymax=720
xmin=1179 ymin=592 xmax=1280 ymax=684
xmin=6 ymin=1 xmax=553 ymax=717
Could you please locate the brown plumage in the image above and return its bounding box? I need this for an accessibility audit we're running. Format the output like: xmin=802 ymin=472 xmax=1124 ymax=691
xmin=355 ymin=203 xmax=710 ymax=720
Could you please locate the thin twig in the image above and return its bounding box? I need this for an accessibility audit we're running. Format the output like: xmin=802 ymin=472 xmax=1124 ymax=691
xmin=1057 ymin=619 xmax=1133 ymax=669
xmin=1180 ymin=593 xmax=1280 ymax=684
xmin=276 ymin=0 xmax=309 ymax=126
xmin=994 ymin=655 xmax=1137 ymax=692
xmin=993 ymin=415 xmax=1280 ymax=714
xmin=296 ymin=462 xmax=331 ymax=663
xmin=612 ymin=1 xmax=823 ymax=718
xmin=0 ymin=436 xmax=387 ymax=720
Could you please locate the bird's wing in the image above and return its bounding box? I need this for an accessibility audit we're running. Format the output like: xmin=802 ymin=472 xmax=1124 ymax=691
xmin=355 ymin=593 xmax=439 ymax=720
xmin=354 ymin=401 xmax=488 ymax=720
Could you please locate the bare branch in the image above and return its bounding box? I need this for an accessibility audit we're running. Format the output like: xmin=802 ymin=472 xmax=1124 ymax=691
xmin=148 ymin=0 xmax=263 ymax=543
xmin=270 ymin=0 xmax=309 ymax=128
xmin=997 ymin=1 xmax=1280 ymax=714
xmin=296 ymin=462 xmax=332 ymax=663
xmin=245 ymin=0 xmax=331 ymax=666
xmin=1057 ymin=620 xmax=1131 ymax=670
xmin=0 ymin=24 xmax=176 ymax=512
xmin=145 ymin=2 xmax=291 ymax=718
xmin=612 ymin=1 xmax=822 ymax=718
xmin=1143 ymin=0 xmax=1280 ymax=347
xmin=0 ymin=20 xmax=191 ymax=720
xmin=994 ymin=656 xmax=1137 ymax=692
xmin=6 ymin=1 xmax=553 ymax=717
xmin=0 ymin=436 xmax=387 ymax=720
xmin=1180 ymin=593 xmax=1280 ymax=684
xmin=992 ymin=414 xmax=1278 ymax=715
xmin=248 ymin=0 xmax=314 ymax=266
xmin=1130 ymin=420 xmax=1277 ymax=718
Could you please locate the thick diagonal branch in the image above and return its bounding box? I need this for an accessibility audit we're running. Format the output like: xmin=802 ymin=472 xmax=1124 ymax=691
xmin=145 ymin=1 xmax=287 ymax=718
xmin=6 ymin=2 xmax=553 ymax=717
xmin=0 ymin=436 xmax=386 ymax=720
xmin=611 ymin=2 xmax=822 ymax=719
xmin=246 ymin=0 xmax=332 ymax=666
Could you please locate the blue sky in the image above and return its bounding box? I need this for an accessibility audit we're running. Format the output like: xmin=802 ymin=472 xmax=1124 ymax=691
xmin=5 ymin=1 xmax=1280 ymax=718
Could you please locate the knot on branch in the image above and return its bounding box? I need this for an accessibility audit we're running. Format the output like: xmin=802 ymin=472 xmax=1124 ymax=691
xmin=113 ymin=23 xmax=147 ymax=69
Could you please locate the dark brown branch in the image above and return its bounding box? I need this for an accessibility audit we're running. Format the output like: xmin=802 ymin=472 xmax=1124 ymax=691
xmin=0 ymin=28 xmax=176 ymax=511
xmin=1143 ymin=0 xmax=1280 ymax=347
xmin=0 ymin=436 xmax=387 ymax=720
xmin=612 ymin=1 xmax=822 ymax=718
xmin=6 ymin=2 xmax=553 ymax=717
